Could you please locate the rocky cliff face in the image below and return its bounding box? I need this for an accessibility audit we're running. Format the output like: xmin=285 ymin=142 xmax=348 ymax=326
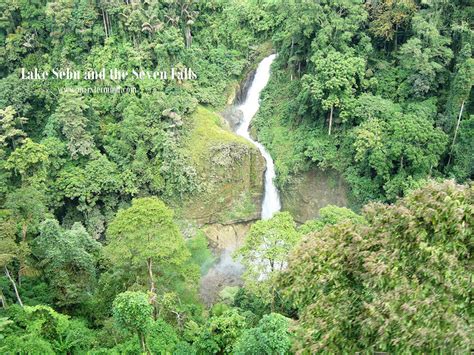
xmin=179 ymin=106 xmax=265 ymax=226
xmin=203 ymin=221 xmax=252 ymax=250
xmin=281 ymin=168 xmax=349 ymax=223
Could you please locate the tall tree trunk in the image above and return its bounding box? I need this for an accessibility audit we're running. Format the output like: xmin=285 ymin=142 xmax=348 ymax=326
xmin=147 ymin=258 xmax=157 ymax=320
xmin=184 ymin=26 xmax=192 ymax=48
xmin=447 ymin=100 xmax=465 ymax=167
xmin=138 ymin=332 xmax=148 ymax=353
xmin=147 ymin=258 xmax=155 ymax=294
xmin=394 ymin=23 xmax=399 ymax=51
xmin=102 ymin=9 xmax=108 ymax=38
xmin=328 ymin=105 xmax=334 ymax=135
xmin=290 ymin=37 xmax=294 ymax=80
xmin=18 ymin=222 xmax=28 ymax=287
xmin=0 ymin=289 xmax=6 ymax=308
xmin=106 ymin=10 xmax=112 ymax=36
xmin=4 ymin=266 xmax=23 ymax=307
xmin=21 ymin=222 xmax=27 ymax=242
xmin=270 ymin=286 xmax=276 ymax=312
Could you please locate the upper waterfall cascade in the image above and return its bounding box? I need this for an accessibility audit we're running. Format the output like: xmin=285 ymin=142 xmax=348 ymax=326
xmin=235 ymin=54 xmax=281 ymax=220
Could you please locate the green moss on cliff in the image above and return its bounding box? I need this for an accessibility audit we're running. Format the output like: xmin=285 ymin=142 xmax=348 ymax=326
xmin=186 ymin=106 xmax=253 ymax=170
xmin=179 ymin=106 xmax=264 ymax=225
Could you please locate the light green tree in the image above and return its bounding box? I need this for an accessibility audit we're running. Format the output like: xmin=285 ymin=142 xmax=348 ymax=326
xmin=112 ymin=291 xmax=153 ymax=353
xmin=234 ymin=313 xmax=292 ymax=355
xmin=367 ymin=0 xmax=417 ymax=49
xmin=398 ymin=14 xmax=453 ymax=97
xmin=0 ymin=305 xmax=95 ymax=354
xmin=234 ymin=212 xmax=300 ymax=308
xmin=105 ymin=197 xmax=190 ymax=314
xmin=299 ymin=205 xmax=365 ymax=235
xmin=4 ymin=186 xmax=47 ymax=242
xmin=195 ymin=308 xmax=248 ymax=354
xmin=5 ymin=138 xmax=48 ymax=186
xmin=0 ymin=106 xmax=27 ymax=152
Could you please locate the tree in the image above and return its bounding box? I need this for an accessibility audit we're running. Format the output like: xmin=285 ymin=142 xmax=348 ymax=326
xmin=112 ymin=291 xmax=153 ymax=353
xmin=367 ymin=0 xmax=417 ymax=49
xmin=449 ymin=115 xmax=474 ymax=180
xmin=195 ymin=308 xmax=248 ymax=354
xmin=234 ymin=212 xmax=300 ymax=308
xmin=0 ymin=304 xmax=95 ymax=354
xmin=299 ymin=205 xmax=365 ymax=235
xmin=34 ymin=219 xmax=101 ymax=308
xmin=172 ymin=0 xmax=199 ymax=49
xmin=280 ymin=180 xmax=473 ymax=352
xmin=302 ymin=51 xmax=366 ymax=134
xmin=105 ymin=197 xmax=190 ymax=315
xmin=0 ymin=210 xmax=28 ymax=307
xmin=444 ymin=57 xmax=474 ymax=169
xmin=0 ymin=106 xmax=27 ymax=152
xmin=234 ymin=313 xmax=292 ymax=355
xmin=398 ymin=14 xmax=453 ymax=98
xmin=5 ymin=138 xmax=49 ymax=186
xmin=54 ymin=154 xmax=122 ymax=212
xmin=51 ymin=92 xmax=95 ymax=159
xmin=273 ymin=0 xmax=369 ymax=77
xmin=350 ymin=98 xmax=448 ymax=200
xmin=45 ymin=0 xmax=74 ymax=42
xmin=4 ymin=186 xmax=46 ymax=242
xmin=2 ymin=187 xmax=46 ymax=295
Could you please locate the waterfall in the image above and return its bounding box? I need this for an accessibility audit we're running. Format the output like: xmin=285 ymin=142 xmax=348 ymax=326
xmin=235 ymin=54 xmax=281 ymax=220
xmin=199 ymin=55 xmax=280 ymax=305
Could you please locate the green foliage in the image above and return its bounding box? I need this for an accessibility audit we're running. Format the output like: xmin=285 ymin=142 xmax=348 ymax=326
xmin=280 ymin=181 xmax=473 ymax=352
xmin=186 ymin=231 xmax=215 ymax=275
xmin=5 ymin=138 xmax=49 ymax=186
xmin=34 ymin=218 xmax=101 ymax=308
xmin=367 ymin=0 xmax=416 ymax=45
xmin=398 ymin=14 xmax=453 ymax=98
xmin=449 ymin=115 xmax=474 ymax=180
xmin=4 ymin=186 xmax=47 ymax=241
xmin=234 ymin=212 xmax=300 ymax=305
xmin=103 ymin=197 xmax=199 ymax=326
xmin=0 ymin=106 xmax=27 ymax=152
xmin=233 ymin=288 xmax=271 ymax=323
xmin=105 ymin=197 xmax=189 ymax=277
xmin=234 ymin=313 xmax=292 ymax=355
xmin=50 ymin=92 xmax=95 ymax=159
xmin=299 ymin=205 xmax=365 ymax=235
xmin=112 ymin=291 xmax=152 ymax=352
xmin=195 ymin=308 xmax=248 ymax=354
xmin=302 ymin=50 xmax=366 ymax=127
xmin=350 ymin=100 xmax=448 ymax=200
xmin=0 ymin=0 xmax=472 ymax=353
xmin=255 ymin=0 xmax=472 ymax=207
xmin=0 ymin=305 xmax=95 ymax=354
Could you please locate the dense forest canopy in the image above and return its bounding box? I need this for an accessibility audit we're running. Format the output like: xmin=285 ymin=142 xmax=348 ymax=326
xmin=0 ymin=0 xmax=472 ymax=353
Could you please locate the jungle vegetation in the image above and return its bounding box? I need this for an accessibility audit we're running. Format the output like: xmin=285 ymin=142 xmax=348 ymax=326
xmin=0 ymin=0 xmax=472 ymax=353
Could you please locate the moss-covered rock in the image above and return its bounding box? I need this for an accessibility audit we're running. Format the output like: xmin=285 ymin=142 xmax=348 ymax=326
xmin=178 ymin=106 xmax=265 ymax=225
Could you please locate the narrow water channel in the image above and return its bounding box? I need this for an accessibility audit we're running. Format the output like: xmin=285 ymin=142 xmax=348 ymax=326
xmin=235 ymin=54 xmax=281 ymax=219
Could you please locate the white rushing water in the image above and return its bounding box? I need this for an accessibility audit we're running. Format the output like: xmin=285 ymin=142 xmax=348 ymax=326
xmin=235 ymin=54 xmax=281 ymax=220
